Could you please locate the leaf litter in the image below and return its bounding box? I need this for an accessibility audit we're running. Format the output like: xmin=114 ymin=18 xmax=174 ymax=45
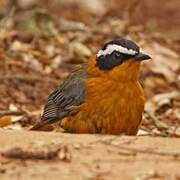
xmin=0 ymin=0 xmax=179 ymax=138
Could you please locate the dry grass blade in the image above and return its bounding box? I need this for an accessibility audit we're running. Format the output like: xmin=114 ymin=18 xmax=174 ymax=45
xmin=0 ymin=110 xmax=24 ymax=118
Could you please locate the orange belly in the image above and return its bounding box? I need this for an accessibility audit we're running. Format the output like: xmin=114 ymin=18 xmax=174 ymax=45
xmin=60 ymin=78 xmax=145 ymax=135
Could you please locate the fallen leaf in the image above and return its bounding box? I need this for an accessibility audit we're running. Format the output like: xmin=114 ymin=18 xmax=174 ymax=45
xmin=0 ymin=116 xmax=12 ymax=127
xmin=69 ymin=42 xmax=92 ymax=57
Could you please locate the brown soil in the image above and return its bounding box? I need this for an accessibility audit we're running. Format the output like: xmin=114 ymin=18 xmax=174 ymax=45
xmin=0 ymin=130 xmax=180 ymax=180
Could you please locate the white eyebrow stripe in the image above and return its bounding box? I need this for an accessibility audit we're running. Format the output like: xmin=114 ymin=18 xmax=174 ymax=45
xmin=97 ymin=44 xmax=138 ymax=57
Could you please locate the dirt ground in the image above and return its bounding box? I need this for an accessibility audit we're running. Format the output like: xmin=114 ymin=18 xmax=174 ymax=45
xmin=0 ymin=130 xmax=180 ymax=180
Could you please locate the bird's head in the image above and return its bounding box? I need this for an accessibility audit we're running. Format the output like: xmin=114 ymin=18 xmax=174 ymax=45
xmin=91 ymin=38 xmax=151 ymax=81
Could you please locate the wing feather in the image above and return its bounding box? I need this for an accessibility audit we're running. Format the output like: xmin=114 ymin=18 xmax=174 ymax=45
xmin=41 ymin=66 xmax=87 ymax=124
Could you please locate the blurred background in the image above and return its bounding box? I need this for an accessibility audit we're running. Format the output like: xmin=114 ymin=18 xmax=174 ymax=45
xmin=0 ymin=0 xmax=179 ymax=136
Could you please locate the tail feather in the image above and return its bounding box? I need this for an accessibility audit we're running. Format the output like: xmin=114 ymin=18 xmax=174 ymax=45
xmin=30 ymin=99 xmax=59 ymax=131
xmin=30 ymin=122 xmax=45 ymax=130
xmin=41 ymin=99 xmax=59 ymax=123
xmin=30 ymin=122 xmax=54 ymax=131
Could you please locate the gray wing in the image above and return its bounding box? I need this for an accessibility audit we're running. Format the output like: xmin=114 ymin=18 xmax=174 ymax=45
xmin=41 ymin=66 xmax=87 ymax=124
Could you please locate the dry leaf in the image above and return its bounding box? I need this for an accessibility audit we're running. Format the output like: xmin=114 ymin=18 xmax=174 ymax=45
xmin=0 ymin=116 xmax=12 ymax=127
xmin=69 ymin=42 xmax=92 ymax=57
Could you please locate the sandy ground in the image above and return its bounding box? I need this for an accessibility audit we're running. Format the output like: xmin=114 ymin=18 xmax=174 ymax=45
xmin=0 ymin=130 xmax=180 ymax=180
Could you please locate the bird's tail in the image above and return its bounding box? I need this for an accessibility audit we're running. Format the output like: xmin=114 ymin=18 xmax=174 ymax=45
xmin=30 ymin=122 xmax=54 ymax=131
xmin=30 ymin=122 xmax=44 ymax=130
xmin=41 ymin=98 xmax=60 ymax=123
xmin=30 ymin=98 xmax=59 ymax=131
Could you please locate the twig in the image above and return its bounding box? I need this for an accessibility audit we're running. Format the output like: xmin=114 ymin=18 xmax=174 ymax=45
xmin=101 ymin=138 xmax=180 ymax=159
xmin=145 ymin=110 xmax=169 ymax=131
xmin=118 ymin=145 xmax=180 ymax=159
xmin=0 ymin=110 xmax=24 ymax=118
xmin=1 ymin=145 xmax=72 ymax=162
xmin=1 ymin=147 xmax=60 ymax=160
xmin=105 ymin=141 xmax=180 ymax=159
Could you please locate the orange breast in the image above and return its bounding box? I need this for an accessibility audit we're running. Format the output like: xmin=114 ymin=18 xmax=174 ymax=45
xmin=61 ymin=76 xmax=145 ymax=135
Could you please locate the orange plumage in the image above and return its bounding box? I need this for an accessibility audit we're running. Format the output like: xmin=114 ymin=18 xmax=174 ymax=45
xmin=61 ymin=56 xmax=145 ymax=135
xmin=31 ymin=38 xmax=151 ymax=135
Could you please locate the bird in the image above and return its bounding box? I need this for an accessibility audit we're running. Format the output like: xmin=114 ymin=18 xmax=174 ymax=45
xmin=31 ymin=38 xmax=151 ymax=135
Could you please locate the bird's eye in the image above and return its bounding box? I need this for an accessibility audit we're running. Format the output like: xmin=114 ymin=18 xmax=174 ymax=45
xmin=114 ymin=52 xmax=121 ymax=57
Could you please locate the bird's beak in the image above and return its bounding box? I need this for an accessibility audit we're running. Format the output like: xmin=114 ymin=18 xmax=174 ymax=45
xmin=134 ymin=53 xmax=151 ymax=61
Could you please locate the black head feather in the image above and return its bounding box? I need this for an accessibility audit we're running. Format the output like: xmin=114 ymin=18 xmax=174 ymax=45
xmin=102 ymin=39 xmax=140 ymax=53
xmin=96 ymin=38 xmax=140 ymax=70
